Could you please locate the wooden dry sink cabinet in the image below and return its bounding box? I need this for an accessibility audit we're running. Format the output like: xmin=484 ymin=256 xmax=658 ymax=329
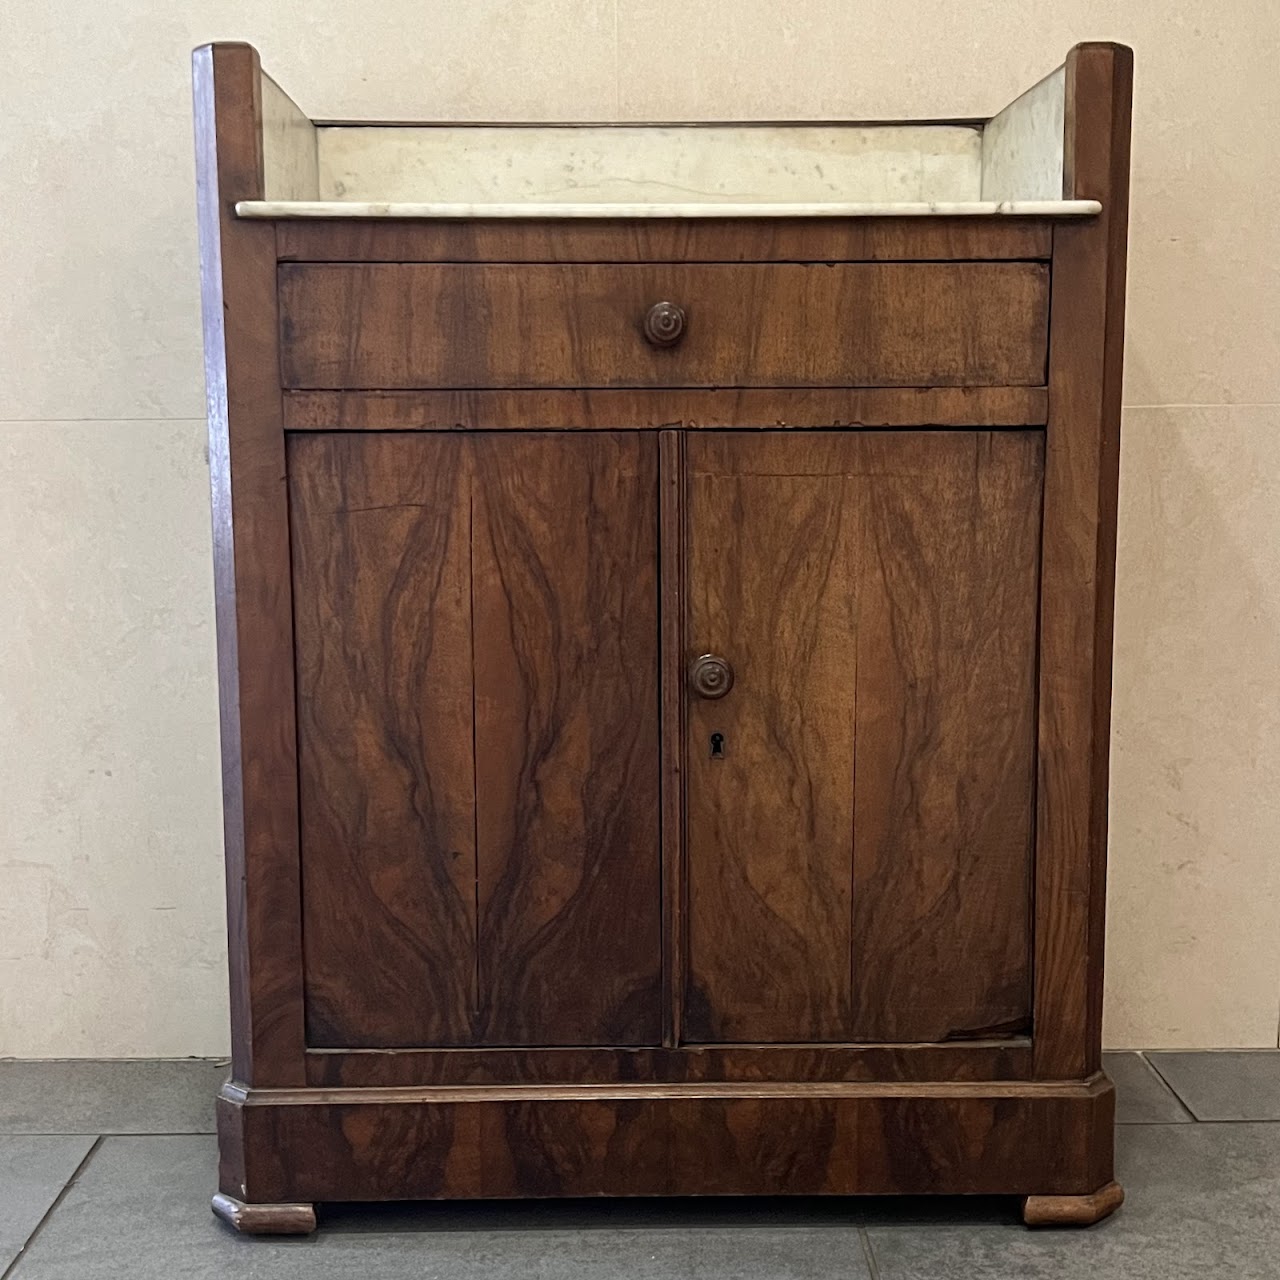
xmin=195 ymin=41 xmax=1132 ymax=1234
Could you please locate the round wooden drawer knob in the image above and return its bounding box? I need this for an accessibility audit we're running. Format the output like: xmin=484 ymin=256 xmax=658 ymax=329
xmin=689 ymin=653 xmax=734 ymax=699
xmin=644 ymin=301 xmax=686 ymax=347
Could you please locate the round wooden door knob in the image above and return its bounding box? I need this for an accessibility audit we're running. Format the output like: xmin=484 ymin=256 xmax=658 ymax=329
xmin=644 ymin=301 xmax=686 ymax=347
xmin=689 ymin=653 xmax=734 ymax=699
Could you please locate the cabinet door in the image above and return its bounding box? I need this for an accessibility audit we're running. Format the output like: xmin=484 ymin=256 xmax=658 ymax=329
xmin=289 ymin=432 xmax=661 ymax=1048
xmin=684 ymin=431 xmax=1042 ymax=1043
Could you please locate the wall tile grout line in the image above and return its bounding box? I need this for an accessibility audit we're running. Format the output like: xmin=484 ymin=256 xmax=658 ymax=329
xmin=0 ymin=1135 xmax=104 ymax=1280
xmin=611 ymin=0 xmax=621 ymax=119
xmin=0 ymin=416 xmax=207 ymax=425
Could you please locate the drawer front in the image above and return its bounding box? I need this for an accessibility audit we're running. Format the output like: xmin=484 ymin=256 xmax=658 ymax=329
xmin=279 ymin=262 xmax=1049 ymax=390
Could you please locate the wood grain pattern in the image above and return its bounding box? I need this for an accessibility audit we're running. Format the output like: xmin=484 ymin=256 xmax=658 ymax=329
xmin=1033 ymin=43 xmax=1133 ymax=1079
xmin=218 ymin=1074 xmax=1114 ymax=1203
xmin=276 ymin=216 xmax=1051 ymax=264
xmin=659 ymin=430 xmax=687 ymax=1047
xmin=685 ymin=432 xmax=1040 ymax=1044
xmin=289 ymin=434 xmax=477 ymax=1047
xmin=305 ymin=1042 xmax=1034 ymax=1087
xmin=282 ymin=386 xmax=1049 ymax=431
xmin=469 ymin=433 xmax=662 ymax=1045
xmin=851 ymin=432 xmax=1041 ymax=1040
xmin=193 ymin=43 xmax=306 ymax=1087
xmin=278 ymin=262 xmax=1050 ymax=390
xmin=685 ymin=434 xmax=860 ymax=1041
xmin=202 ymin=39 xmax=1129 ymax=1219
xmin=289 ymin=432 xmax=662 ymax=1048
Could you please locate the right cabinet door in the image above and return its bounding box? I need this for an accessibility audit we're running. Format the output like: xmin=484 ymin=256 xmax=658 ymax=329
xmin=684 ymin=430 xmax=1043 ymax=1044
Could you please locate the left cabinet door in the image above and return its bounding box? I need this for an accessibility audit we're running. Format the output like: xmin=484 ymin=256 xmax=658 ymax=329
xmin=288 ymin=432 xmax=662 ymax=1048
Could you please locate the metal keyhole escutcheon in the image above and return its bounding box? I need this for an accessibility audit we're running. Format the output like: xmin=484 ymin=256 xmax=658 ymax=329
xmin=690 ymin=653 xmax=734 ymax=699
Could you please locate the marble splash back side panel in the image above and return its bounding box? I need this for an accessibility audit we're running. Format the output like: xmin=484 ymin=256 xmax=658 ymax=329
xmin=981 ymin=65 xmax=1066 ymax=201
xmin=316 ymin=123 xmax=984 ymax=204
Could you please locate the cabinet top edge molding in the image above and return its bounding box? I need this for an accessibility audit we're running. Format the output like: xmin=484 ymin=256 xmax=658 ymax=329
xmin=194 ymin=42 xmax=1129 ymax=218
xmin=235 ymin=199 xmax=1101 ymax=221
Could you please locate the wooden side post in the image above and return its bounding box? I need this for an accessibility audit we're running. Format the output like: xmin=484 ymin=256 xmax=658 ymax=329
xmin=1033 ymin=42 xmax=1134 ymax=1082
xmin=193 ymin=43 xmax=307 ymax=1089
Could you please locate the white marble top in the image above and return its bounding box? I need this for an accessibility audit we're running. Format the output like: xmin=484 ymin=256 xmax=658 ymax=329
xmin=236 ymin=198 xmax=1100 ymax=220
xmin=314 ymin=123 xmax=986 ymax=206
xmin=253 ymin=99 xmax=1081 ymax=216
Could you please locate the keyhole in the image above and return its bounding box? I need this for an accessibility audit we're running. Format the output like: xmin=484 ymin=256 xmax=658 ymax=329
xmin=710 ymin=732 xmax=726 ymax=759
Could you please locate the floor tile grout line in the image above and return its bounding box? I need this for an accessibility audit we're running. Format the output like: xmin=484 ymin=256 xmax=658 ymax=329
xmin=0 ymin=1131 xmax=214 ymax=1138
xmin=1134 ymin=1050 xmax=1200 ymax=1121
xmin=0 ymin=1135 xmax=103 ymax=1280
xmin=858 ymin=1225 xmax=882 ymax=1279
xmin=1112 ymin=1118 xmax=1280 ymax=1126
xmin=1126 ymin=1116 xmax=1280 ymax=1125
xmin=1138 ymin=1051 xmax=1201 ymax=1122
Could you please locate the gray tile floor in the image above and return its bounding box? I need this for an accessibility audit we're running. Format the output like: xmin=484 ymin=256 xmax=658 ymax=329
xmin=1 ymin=1051 xmax=1278 ymax=1278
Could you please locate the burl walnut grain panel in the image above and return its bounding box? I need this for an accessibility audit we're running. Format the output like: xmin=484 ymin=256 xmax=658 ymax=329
xmin=684 ymin=434 xmax=860 ymax=1042
xmin=684 ymin=432 xmax=1040 ymax=1043
xmin=469 ymin=433 xmax=662 ymax=1045
xmin=278 ymin=262 xmax=1050 ymax=390
xmin=850 ymin=431 xmax=1041 ymax=1040
xmin=289 ymin=432 xmax=661 ymax=1048
xmin=289 ymin=434 xmax=477 ymax=1047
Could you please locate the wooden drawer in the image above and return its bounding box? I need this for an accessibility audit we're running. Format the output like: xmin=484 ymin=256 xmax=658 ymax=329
xmin=279 ymin=262 xmax=1049 ymax=390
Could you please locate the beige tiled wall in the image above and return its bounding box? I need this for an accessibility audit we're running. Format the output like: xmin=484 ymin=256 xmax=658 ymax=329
xmin=2 ymin=0 xmax=1277 ymax=1055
